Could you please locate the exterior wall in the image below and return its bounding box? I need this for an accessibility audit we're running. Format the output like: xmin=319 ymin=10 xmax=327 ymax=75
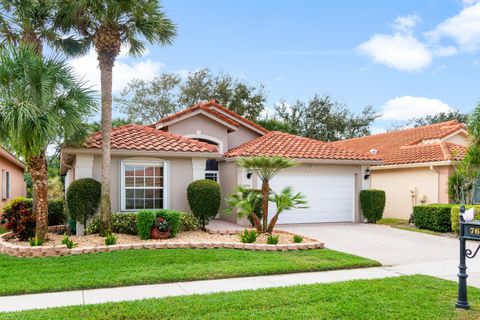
xmin=91 ymin=155 xmax=194 ymax=213
xmin=167 ymin=114 xmax=229 ymax=153
xmin=227 ymin=126 xmax=262 ymax=150
xmin=371 ymin=166 xmax=453 ymax=220
xmin=444 ymin=132 xmax=468 ymax=146
xmin=0 ymin=156 xmax=26 ymax=211
xmin=218 ymin=161 xmax=239 ymax=223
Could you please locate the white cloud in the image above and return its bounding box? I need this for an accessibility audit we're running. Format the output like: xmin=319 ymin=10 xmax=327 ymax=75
xmin=357 ymin=33 xmax=432 ymax=71
xmin=380 ymin=96 xmax=453 ymax=120
xmin=425 ymin=2 xmax=480 ymax=52
xmin=393 ymin=14 xmax=421 ymax=34
xmin=69 ymin=49 xmax=164 ymax=93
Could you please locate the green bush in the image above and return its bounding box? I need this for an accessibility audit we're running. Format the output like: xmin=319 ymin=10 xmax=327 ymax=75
xmin=413 ymin=204 xmax=456 ymax=232
xmin=359 ymin=190 xmax=386 ymax=223
xmin=66 ymin=178 xmax=101 ymax=226
xmin=155 ymin=209 xmax=181 ymax=237
xmin=137 ymin=210 xmax=156 ymax=240
xmin=239 ymin=229 xmax=258 ymax=243
xmin=267 ymin=234 xmax=279 ymax=245
xmin=293 ymin=235 xmax=303 ymax=243
xmin=1 ymin=197 xmax=35 ymax=240
xmin=61 ymin=234 xmax=77 ymax=249
xmin=187 ymin=179 xmax=221 ymax=229
xmin=243 ymin=189 xmax=262 ymax=227
xmin=104 ymin=233 xmax=117 ymax=246
xmin=179 ymin=212 xmax=200 ymax=231
xmin=87 ymin=213 xmax=137 ymax=235
xmin=47 ymin=198 xmax=66 ymax=226
xmin=451 ymin=205 xmax=480 ymax=233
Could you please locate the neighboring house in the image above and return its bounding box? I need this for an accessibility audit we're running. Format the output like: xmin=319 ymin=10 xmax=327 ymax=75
xmin=333 ymin=120 xmax=468 ymax=219
xmin=0 ymin=147 xmax=27 ymax=212
xmin=61 ymin=100 xmax=380 ymax=226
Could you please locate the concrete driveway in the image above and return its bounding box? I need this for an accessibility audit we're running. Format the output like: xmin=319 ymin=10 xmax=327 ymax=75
xmin=282 ymin=223 xmax=462 ymax=266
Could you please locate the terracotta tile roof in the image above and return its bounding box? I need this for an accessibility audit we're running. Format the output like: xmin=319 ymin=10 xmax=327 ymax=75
xmin=332 ymin=120 xmax=467 ymax=165
xmin=151 ymin=102 xmax=240 ymax=128
xmin=224 ymin=131 xmax=381 ymax=161
xmin=84 ymin=125 xmax=219 ymax=153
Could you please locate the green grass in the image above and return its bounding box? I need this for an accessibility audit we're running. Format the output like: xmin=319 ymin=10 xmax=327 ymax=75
xmin=378 ymin=218 xmax=443 ymax=236
xmin=0 ymin=248 xmax=378 ymax=296
xmin=0 ymin=226 xmax=6 ymax=234
xmin=1 ymin=275 xmax=478 ymax=319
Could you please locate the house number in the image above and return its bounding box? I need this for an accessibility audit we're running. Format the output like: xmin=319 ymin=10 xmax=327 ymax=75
xmin=468 ymin=227 xmax=480 ymax=235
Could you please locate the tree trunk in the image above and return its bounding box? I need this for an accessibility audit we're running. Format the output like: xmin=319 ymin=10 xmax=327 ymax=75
xmin=97 ymin=51 xmax=116 ymax=236
xmin=26 ymin=151 xmax=48 ymax=241
xmin=249 ymin=213 xmax=262 ymax=232
xmin=267 ymin=213 xmax=279 ymax=234
xmin=261 ymin=180 xmax=269 ymax=233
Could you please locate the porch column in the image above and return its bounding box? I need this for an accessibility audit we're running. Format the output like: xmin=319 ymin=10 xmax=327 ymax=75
xmin=73 ymin=154 xmax=94 ymax=236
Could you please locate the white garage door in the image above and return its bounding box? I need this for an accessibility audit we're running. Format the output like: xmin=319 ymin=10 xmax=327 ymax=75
xmin=268 ymin=172 xmax=355 ymax=224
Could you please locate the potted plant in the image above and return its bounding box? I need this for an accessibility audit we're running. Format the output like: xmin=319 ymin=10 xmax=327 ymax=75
xmin=150 ymin=217 xmax=170 ymax=239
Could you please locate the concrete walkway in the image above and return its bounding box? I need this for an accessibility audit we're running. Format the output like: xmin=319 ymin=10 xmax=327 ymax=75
xmin=2 ymin=259 xmax=480 ymax=312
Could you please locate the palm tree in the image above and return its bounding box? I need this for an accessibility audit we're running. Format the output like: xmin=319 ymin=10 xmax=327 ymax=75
xmin=237 ymin=156 xmax=296 ymax=233
xmin=0 ymin=0 xmax=85 ymax=55
xmin=267 ymin=187 xmax=307 ymax=233
xmin=226 ymin=187 xmax=263 ymax=232
xmin=0 ymin=45 xmax=96 ymax=240
xmin=55 ymin=0 xmax=176 ymax=235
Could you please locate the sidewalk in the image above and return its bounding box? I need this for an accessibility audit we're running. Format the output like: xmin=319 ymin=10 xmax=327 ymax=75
xmin=1 ymin=259 xmax=480 ymax=313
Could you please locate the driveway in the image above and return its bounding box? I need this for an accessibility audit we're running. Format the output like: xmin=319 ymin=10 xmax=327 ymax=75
xmin=282 ymin=223 xmax=463 ymax=266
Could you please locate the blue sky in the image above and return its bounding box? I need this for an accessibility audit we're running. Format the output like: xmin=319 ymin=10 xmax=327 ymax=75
xmin=70 ymin=0 xmax=480 ymax=132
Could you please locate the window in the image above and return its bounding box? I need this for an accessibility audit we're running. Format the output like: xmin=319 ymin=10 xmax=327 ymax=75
xmin=121 ymin=161 xmax=166 ymax=211
xmin=205 ymin=159 xmax=219 ymax=182
xmin=2 ymin=170 xmax=10 ymax=200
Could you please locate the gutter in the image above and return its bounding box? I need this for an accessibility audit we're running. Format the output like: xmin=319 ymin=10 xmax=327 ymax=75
xmin=223 ymin=157 xmax=383 ymax=166
xmin=62 ymin=148 xmax=223 ymax=159
xmin=371 ymin=160 xmax=456 ymax=170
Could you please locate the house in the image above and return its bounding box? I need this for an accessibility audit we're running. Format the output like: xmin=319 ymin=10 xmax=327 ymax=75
xmin=0 ymin=147 xmax=27 ymax=211
xmin=333 ymin=120 xmax=468 ymax=219
xmin=61 ymin=100 xmax=381 ymax=226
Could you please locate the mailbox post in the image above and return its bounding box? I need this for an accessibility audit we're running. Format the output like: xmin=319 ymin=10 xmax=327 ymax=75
xmin=456 ymin=205 xmax=480 ymax=309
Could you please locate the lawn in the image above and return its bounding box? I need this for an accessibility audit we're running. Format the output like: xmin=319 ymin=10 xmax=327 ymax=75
xmin=378 ymin=218 xmax=443 ymax=236
xmin=0 ymin=248 xmax=378 ymax=296
xmin=1 ymin=275 xmax=478 ymax=320
xmin=0 ymin=226 xmax=5 ymax=235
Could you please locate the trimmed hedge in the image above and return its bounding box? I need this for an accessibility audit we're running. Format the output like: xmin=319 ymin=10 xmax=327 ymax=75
xmin=137 ymin=209 xmax=182 ymax=239
xmin=413 ymin=204 xmax=456 ymax=232
xmin=66 ymin=178 xmax=101 ymax=225
xmin=359 ymin=189 xmax=386 ymax=223
xmin=87 ymin=213 xmax=137 ymax=235
xmin=47 ymin=198 xmax=66 ymax=226
xmin=187 ymin=179 xmax=221 ymax=229
xmin=451 ymin=205 xmax=480 ymax=233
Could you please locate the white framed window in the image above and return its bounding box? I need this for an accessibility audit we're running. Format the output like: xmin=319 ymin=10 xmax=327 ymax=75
xmin=2 ymin=170 xmax=10 ymax=200
xmin=120 ymin=160 xmax=168 ymax=211
xmin=205 ymin=159 xmax=219 ymax=183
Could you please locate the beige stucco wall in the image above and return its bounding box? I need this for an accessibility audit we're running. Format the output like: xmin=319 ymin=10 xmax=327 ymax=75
xmin=0 ymin=156 xmax=26 ymax=211
xmin=444 ymin=132 xmax=468 ymax=145
xmin=371 ymin=165 xmax=453 ymax=220
xmin=227 ymin=126 xmax=262 ymax=150
xmin=91 ymin=155 xmax=193 ymax=213
xmin=218 ymin=161 xmax=239 ymax=223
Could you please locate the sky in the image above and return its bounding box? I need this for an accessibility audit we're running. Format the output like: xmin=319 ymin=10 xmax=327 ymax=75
xmin=69 ymin=0 xmax=480 ymax=132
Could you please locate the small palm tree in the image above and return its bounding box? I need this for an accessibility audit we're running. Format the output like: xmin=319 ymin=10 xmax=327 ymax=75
xmin=55 ymin=0 xmax=176 ymax=234
xmin=237 ymin=156 xmax=296 ymax=232
xmin=267 ymin=187 xmax=307 ymax=233
xmin=0 ymin=0 xmax=84 ymax=55
xmin=225 ymin=187 xmax=263 ymax=232
xmin=0 ymin=45 xmax=96 ymax=240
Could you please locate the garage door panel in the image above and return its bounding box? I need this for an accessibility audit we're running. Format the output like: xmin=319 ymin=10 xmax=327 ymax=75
xmin=269 ymin=172 xmax=354 ymax=224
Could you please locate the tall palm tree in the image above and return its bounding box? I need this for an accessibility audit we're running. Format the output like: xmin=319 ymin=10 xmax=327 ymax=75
xmin=0 ymin=45 xmax=96 ymax=240
xmin=237 ymin=156 xmax=296 ymax=233
xmin=0 ymin=0 xmax=85 ymax=55
xmin=55 ymin=0 xmax=176 ymax=235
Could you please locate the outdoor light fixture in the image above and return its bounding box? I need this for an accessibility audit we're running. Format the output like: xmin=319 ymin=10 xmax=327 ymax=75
xmin=364 ymin=168 xmax=371 ymax=180
xmin=246 ymin=172 xmax=253 ymax=179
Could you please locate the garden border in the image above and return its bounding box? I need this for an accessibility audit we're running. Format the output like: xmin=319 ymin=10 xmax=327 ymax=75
xmin=0 ymin=226 xmax=324 ymax=258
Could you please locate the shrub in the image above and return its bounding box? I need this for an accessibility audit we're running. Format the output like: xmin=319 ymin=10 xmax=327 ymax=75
xmin=413 ymin=204 xmax=456 ymax=232
xmin=180 ymin=212 xmax=200 ymax=231
xmin=104 ymin=233 xmax=117 ymax=246
xmin=61 ymin=234 xmax=76 ymax=249
xmin=240 ymin=229 xmax=258 ymax=243
xmin=1 ymin=197 xmax=35 ymax=240
xmin=29 ymin=236 xmax=44 ymax=246
xmin=187 ymin=179 xmax=221 ymax=229
xmin=243 ymin=189 xmax=262 ymax=227
xmin=451 ymin=205 xmax=480 ymax=233
xmin=267 ymin=234 xmax=279 ymax=245
xmin=66 ymin=178 xmax=101 ymax=227
xmin=293 ymin=235 xmax=303 ymax=243
xmin=137 ymin=210 xmax=156 ymax=240
xmin=86 ymin=213 xmax=137 ymax=235
xmin=48 ymin=198 xmax=66 ymax=226
xmin=359 ymin=190 xmax=386 ymax=223
xmin=155 ymin=209 xmax=182 ymax=238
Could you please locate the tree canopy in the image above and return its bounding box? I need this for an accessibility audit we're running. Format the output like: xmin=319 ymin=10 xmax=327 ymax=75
xmin=388 ymin=110 xmax=468 ymax=131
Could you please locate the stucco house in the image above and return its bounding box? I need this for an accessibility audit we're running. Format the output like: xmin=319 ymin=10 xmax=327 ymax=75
xmin=333 ymin=120 xmax=468 ymax=220
xmin=61 ymin=100 xmax=380 ymax=226
xmin=0 ymin=147 xmax=26 ymax=211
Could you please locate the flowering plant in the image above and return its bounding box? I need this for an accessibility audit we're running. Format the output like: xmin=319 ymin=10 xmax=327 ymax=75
xmin=154 ymin=217 xmax=169 ymax=232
